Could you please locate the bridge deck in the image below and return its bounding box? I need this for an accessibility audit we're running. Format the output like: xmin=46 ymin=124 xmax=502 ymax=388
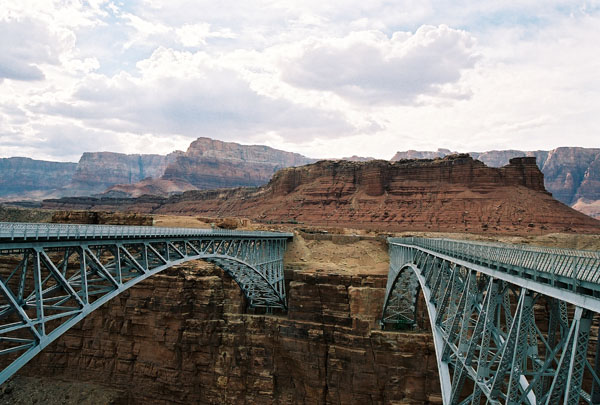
xmin=0 ymin=222 xmax=292 ymax=241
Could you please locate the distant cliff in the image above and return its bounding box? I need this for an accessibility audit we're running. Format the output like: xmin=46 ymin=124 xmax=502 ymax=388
xmin=392 ymin=147 xmax=600 ymax=218
xmin=101 ymin=138 xmax=316 ymax=197
xmin=43 ymin=155 xmax=600 ymax=235
xmin=4 ymin=142 xmax=600 ymax=219
xmin=160 ymin=137 xmax=315 ymax=189
xmin=1 ymin=137 xmax=315 ymax=199
xmin=67 ymin=151 xmax=182 ymax=195
xmin=0 ymin=157 xmax=76 ymax=197
xmin=0 ymin=153 xmax=182 ymax=200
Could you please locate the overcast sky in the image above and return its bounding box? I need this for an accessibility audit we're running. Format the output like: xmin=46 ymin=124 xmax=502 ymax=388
xmin=1 ymin=1 xmax=599 ymax=162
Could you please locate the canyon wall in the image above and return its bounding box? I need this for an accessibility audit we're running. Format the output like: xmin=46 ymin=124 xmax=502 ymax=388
xmin=67 ymin=151 xmax=182 ymax=195
xmin=103 ymin=138 xmax=315 ymax=197
xmin=392 ymin=147 xmax=600 ymax=217
xmin=0 ymin=157 xmax=76 ymax=197
xmin=15 ymin=256 xmax=441 ymax=404
xmin=0 ymin=152 xmax=181 ymax=200
xmin=43 ymin=155 xmax=600 ymax=234
xmin=160 ymin=137 xmax=315 ymax=190
xmin=0 ymin=137 xmax=315 ymax=200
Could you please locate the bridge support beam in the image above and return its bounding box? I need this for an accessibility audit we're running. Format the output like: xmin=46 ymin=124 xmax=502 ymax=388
xmin=382 ymin=237 xmax=600 ymax=405
xmin=0 ymin=223 xmax=292 ymax=386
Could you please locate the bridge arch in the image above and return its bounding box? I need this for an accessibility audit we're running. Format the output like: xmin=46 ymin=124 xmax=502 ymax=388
xmin=382 ymin=237 xmax=600 ymax=405
xmin=380 ymin=263 xmax=421 ymax=329
xmin=0 ymin=223 xmax=292 ymax=385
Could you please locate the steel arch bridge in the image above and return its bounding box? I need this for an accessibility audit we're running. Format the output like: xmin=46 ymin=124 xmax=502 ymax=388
xmin=0 ymin=222 xmax=292 ymax=386
xmin=382 ymin=237 xmax=600 ymax=405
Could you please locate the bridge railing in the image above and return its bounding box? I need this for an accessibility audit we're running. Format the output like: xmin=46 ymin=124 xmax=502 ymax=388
xmin=0 ymin=222 xmax=293 ymax=241
xmin=389 ymin=237 xmax=600 ymax=285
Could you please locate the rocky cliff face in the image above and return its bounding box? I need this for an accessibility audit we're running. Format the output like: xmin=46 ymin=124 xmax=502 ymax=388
xmin=67 ymin=151 xmax=182 ymax=195
xmin=161 ymin=137 xmax=315 ymax=189
xmin=392 ymin=147 xmax=600 ymax=218
xmin=16 ymin=257 xmax=441 ymax=404
xmin=470 ymin=150 xmax=549 ymax=169
xmin=0 ymin=157 xmax=76 ymax=197
xmin=103 ymin=178 xmax=198 ymax=198
xmin=0 ymin=152 xmax=183 ymax=200
xmin=539 ymin=148 xmax=600 ymax=206
xmin=1 ymin=137 xmax=313 ymax=199
xmin=390 ymin=149 xmax=453 ymax=161
xmin=42 ymin=155 xmax=600 ymax=234
xmin=271 ymin=155 xmax=546 ymax=196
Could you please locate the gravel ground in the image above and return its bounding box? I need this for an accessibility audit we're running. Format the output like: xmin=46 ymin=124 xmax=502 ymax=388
xmin=0 ymin=376 xmax=126 ymax=404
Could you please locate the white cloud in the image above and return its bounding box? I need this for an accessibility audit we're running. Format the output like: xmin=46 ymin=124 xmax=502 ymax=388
xmin=176 ymin=23 xmax=236 ymax=47
xmin=33 ymin=47 xmax=353 ymax=143
xmin=0 ymin=0 xmax=599 ymax=162
xmin=280 ymin=25 xmax=479 ymax=104
xmin=0 ymin=122 xmax=192 ymax=162
xmin=0 ymin=16 xmax=68 ymax=81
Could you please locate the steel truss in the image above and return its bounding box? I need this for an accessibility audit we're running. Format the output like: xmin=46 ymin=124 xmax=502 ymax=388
xmin=0 ymin=222 xmax=292 ymax=385
xmin=382 ymin=237 xmax=600 ymax=405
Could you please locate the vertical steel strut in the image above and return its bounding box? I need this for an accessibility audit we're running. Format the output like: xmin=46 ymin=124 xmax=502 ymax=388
xmin=382 ymin=237 xmax=600 ymax=405
xmin=0 ymin=222 xmax=292 ymax=386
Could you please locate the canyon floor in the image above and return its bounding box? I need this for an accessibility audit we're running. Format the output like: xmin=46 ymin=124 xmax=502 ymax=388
xmin=0 ymin=210 xmax=599 ymax=404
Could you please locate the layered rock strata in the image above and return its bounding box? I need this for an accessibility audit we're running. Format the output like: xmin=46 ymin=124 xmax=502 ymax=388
xmin=392 ymin=147 xmax=600 ymax=218
xmin=43 ymin=155 xmax=600 ymax=234
xmin=50 ymin=210 xmax=153 ymax=225
xmin=67 ymin=151 xmax=181 ymax=195
xmin=0 ymin=158 xmax=76 ymax=197
xmin=102 ymin=137 xmax=315 ymax=197
xmin=160 ymin=137 xmax=315 ymax=189
xmin=17 ymin=261 xmax=441 ymax=404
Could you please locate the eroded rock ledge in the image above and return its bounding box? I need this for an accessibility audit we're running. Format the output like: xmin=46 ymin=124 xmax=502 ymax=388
xmin=43 ymin=155 xmax=600 ymax=234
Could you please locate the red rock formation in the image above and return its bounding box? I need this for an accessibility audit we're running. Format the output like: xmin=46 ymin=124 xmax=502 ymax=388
xmin=104 ymin=178 xmax=197 ymax=198
xmin=17 ymin=261 xmax=441 ymax=404
xmin=42 ymin=155 xmax=600 ymax=234
xmin=572 ymin=199 xmax=600 ymax=220
xmin=576 ymin=155 xmax=600 ymax=204
xmin=100 ymin=137 xmax=315 ymax=197
xmin=392 ymin=147 xmax=600 ymax=218
xmin=161 ymin=137 xmax=315 ymax=189
xmin=66 ymin=151 xmax=182 ymax=195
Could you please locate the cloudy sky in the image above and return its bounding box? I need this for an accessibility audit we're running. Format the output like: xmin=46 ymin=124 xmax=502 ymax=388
xmin=1 ymin=0 xmax=599 ymax=162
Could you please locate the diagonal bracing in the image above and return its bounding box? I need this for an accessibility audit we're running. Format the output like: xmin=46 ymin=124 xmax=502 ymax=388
xmin=382 ymin=237 xmax=600 ymax=405
xmin=0 ymin=222 xmax=292 ymax=386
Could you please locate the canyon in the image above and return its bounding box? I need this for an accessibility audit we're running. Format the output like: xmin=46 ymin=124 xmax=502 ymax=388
xmin=42 ymin=155 xmax=600 ymax=235
xmin=1 ymin=138 xmax=600 ymax=220
xmin=0 ymin=137 xmax=314 ymax=200
xmin=392 ymin=147 xmax=600 ymax=218
xmin=1 ymin=213 xmax=599 ymax=404
xmin=1 ymin=140 xmax=600 ymax=404
xmin=0 ymin=230 xmax=441 ymax=404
